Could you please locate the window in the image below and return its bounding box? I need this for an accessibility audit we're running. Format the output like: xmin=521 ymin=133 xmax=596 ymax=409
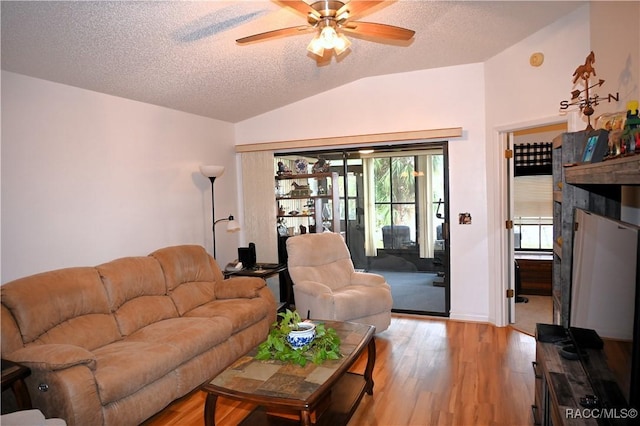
xmin=513 ymin=174 xmax=553 ymax=250
xmin=362 ymin=150 xmax=443 ymax=258
xmin=374 ymin=156 xmax=417 ymax=249
xmin=512 ymin=141 xmax=553 ymax=251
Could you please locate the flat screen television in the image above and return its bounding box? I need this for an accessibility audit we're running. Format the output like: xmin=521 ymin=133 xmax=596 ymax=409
xmin=570 ymin=208 xmax=640 ymax=411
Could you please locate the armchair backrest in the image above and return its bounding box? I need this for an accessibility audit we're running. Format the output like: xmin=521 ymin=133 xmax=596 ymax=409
xmin=286 ymin=232 xmax=354 ymax=291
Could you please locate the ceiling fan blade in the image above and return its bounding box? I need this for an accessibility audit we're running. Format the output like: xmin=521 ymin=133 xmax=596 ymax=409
xmin=236 ymin=25 xmax=313 ymax=44
xmin=342 ymin=21 xmax=415 ymax=40
xmin=277 ymin=0 xmax=321 ymax=19
xmin=336 ymin=1 xmax=384 ymax=20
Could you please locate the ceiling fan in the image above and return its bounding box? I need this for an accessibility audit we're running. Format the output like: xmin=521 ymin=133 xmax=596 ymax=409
xmin=236 ymin=0 xmax=415 ymax=57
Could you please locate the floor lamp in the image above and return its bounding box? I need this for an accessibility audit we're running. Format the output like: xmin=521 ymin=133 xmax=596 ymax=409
xmin=200 ymin=165 xmax=241 ymax=259
xmin=214 ymin=215 xmax=241 ymax=258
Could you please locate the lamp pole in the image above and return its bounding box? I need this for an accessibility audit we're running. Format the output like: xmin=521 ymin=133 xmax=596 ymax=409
xmin=199 ymin=165 xmax=226 ymax=259
xmin=207 ymin=176 xmax=218 ymax=259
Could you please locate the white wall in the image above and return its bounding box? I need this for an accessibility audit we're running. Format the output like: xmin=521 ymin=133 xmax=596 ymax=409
xmin=1 ymin=72 xmax=239 ymax=283
xmin=236 ymin=63 xmax=490 ymax=322
xmin=484 ymin=5 xmax=591 ymax=324
xmin=590 ymin=1 xmax=640 ymax=117
xmin=485 ymin=6 xmax=591 ymax=128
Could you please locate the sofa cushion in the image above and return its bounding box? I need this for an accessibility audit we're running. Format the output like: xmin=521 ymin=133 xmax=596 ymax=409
xmin=1 ymin=267 xmax=120 ymax=350
xmin=150 ymin=245 xmax=219 ymax=315
xmin=97 ymin=256 xmax=178 ymax=336
xmin=111 ymin=295 xmax=179 ymax=337
xmin=150 ymin=245 xmax=217 ymax=291
xmin=169 ymin=281 xmax=216 ymax=316
xmin=93 ymin=340 xmax=182 ymax=405
xmin=93 ymin=316 xmax=231 ymax=404
xmin=184 ymin=298 xmax=271 ymax=332
xmin=126 ymin=317 xmax=232 ymax=359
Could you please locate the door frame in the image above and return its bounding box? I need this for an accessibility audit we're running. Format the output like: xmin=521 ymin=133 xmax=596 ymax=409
xmin=493 ymin=116 xmax=568 ymax=326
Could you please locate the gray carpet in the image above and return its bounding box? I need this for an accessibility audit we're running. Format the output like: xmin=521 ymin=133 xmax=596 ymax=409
xmin=370 ymin=270 xmax=446 ymax=313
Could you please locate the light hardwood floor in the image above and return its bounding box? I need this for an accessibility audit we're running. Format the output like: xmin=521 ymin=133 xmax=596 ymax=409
xmin=142 ymin=315 xmax=536 ymax=426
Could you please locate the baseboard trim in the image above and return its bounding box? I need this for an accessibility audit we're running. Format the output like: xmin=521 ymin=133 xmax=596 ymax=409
xmin=449 ymin=313 xmax=490 ymax=323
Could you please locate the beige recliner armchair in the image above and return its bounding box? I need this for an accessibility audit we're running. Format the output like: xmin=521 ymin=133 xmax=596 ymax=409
xmin=286 ymin=232 xmax=393 ymax=333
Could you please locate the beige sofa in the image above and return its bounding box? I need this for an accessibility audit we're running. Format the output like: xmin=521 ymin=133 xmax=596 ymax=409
xmin=1 ymin=245 xmax=277 ymax=426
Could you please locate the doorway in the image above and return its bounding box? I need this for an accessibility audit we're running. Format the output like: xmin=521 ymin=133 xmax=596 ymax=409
xmin=504 ymin=123 xmax=565 ymax=334
xmin=276 ymin=142 xmax=450 ymax=316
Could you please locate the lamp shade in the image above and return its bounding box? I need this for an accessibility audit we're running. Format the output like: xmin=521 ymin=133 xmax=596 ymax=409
xmin=227 ymin=219 xmax=241 ymax=232
xmin=199 ymin=165 xmax=225 ymax=178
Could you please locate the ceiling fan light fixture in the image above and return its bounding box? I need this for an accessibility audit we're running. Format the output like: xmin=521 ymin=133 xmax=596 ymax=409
xmin=319 ymin=25 xmax=338 ymax=49
xmin=238 ymin=0 xmax=413 ymax=59
xmin=307 ymin=35 xmax=325 ymax=56
xmin=307 ymin=22 xmax=350 ymax=57
xmin=333 ymin=33 xmax=351 ymax=55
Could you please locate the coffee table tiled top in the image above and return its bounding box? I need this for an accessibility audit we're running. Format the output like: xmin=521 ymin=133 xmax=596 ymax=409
xmin=202 ymin=320 xmax=376 ymax=426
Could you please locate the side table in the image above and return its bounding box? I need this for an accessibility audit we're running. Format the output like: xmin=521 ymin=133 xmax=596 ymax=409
xmin=2 ymin=359 xmax=32 ymax=411
xmin=224 ymin=264 xmax=291 ymax=310
xmin=223 ymin=263 xmax=286 ymax=280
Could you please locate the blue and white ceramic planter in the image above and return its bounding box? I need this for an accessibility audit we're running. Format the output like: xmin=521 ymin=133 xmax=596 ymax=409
xmin=286 ymin=322 xmax=316 ymax=349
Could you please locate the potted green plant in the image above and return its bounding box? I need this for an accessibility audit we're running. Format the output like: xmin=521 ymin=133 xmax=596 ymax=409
xmin=255 ymin=310 xmax=341 ymax=366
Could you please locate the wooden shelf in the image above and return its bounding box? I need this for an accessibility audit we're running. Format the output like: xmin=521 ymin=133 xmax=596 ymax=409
xmin=276 ymin=172 xmax=335 ymax=180
xmin=564 ymin=155 xmax=640 ymax=185
xmin=239 ymin=372 xmax=367 ymax=426
xmin=275 ymin=172 xmax=340 ymax=235
xmin=277 ymin=194 xmax=333 ymax=200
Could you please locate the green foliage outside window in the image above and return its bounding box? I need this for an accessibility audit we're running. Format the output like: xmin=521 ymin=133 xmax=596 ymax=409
xmin=374 ymin=156 xmax=416 ymax=228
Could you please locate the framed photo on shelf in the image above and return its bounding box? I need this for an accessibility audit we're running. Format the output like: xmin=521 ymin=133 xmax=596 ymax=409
xmin=582 ymin=129 xmax=609 ymax=163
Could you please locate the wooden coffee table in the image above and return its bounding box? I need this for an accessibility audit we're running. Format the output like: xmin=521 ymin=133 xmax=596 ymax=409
xmin=201 ymin=320 xmax=376 ymax=426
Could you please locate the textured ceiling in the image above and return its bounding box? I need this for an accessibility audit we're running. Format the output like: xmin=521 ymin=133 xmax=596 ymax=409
xmin=1 ymin=1 xmax=585 ymax=123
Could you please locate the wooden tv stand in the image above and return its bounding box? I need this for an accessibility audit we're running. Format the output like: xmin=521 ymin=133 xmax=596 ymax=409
xmin=533 ymin=324 xmax=632 ymax=425
xmin=533 ymin=328 xmax=597 ymax=425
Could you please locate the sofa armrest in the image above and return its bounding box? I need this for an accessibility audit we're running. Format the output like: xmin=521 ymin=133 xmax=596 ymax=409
xmin=350 ymin=271 xmax=389 ymax=287
xmin=6 ymin=344 xmax=97 ymax=372
xmin=293 ymin=280 xmax=333 ymax=297
xmin=216 ymin=276 xmax=266 ymax=299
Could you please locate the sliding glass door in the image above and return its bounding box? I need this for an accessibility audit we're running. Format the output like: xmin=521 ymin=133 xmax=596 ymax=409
xmin=275 ymin=142 xmax=449 ymax=316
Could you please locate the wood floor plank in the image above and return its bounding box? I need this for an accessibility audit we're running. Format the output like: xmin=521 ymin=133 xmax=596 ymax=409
xmin=142 ymin=315 xmax=536 ymax=426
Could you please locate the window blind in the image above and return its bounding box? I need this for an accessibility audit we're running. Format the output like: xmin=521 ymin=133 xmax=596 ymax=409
xmin=514 ymin=175 xmax=553 ymax=218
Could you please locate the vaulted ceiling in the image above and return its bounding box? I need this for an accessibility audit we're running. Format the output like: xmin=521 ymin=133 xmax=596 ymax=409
xmin=1 ymin=1 xmax=585 ymax=123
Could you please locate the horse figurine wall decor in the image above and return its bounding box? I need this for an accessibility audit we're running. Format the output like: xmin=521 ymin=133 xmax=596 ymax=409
xmin=572 ymin=50 xmax=596 ymax=84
